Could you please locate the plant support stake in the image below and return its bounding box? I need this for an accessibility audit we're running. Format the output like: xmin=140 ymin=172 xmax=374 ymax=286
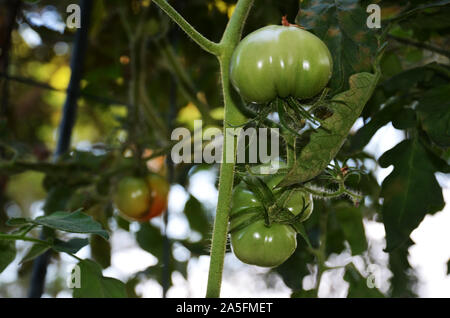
xmin=28 ymin=0 xmax=93 ymax=298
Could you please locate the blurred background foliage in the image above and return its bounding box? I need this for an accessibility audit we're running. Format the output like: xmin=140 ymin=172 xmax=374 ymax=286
xmin=0 ymin=0 xmax=449 ymax=298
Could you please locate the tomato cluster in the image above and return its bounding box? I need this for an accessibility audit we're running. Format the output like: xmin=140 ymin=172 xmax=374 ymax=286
xmin=113 ymin=174 xmax=169 ymax=222
xmin=230 ymin=164 xmax=313 ymax=267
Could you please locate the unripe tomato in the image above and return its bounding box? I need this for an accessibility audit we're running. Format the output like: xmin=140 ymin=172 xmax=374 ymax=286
xmin=230 ymin=25 xmax=332 ymax=104
xmin=113 ymin=175 xmax=169 ymax=222
xmin=230 ymin=164 xmax=313 ymax=267
xmin=231 ymin=219 xmax=297 ymax=267
xmin=114 ymin=177 xmax=151 ymax=221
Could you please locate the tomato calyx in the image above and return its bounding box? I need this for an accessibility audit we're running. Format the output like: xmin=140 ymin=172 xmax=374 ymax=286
xmin=281 ymin=15 xmax=304 ymax=29
xmin=229 ymin=172 xmax=311 ymax=235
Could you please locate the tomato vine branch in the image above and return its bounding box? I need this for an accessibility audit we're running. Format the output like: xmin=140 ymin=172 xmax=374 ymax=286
xmin=152 ymin=0 xmax=222 ymax=55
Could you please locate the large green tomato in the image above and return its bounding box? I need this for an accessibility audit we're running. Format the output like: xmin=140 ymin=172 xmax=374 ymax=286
xmin=231 ymin=220 xmax=297 ymax=267
xmin=230 ymin=168 xmax=313 ymax=267
xmin=230 ymin=25 xmax=332 ymax=104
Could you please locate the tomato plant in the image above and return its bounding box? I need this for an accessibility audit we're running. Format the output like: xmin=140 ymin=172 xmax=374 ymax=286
xmin=2 ymin=0 xmax=449 ymax=300
xmin=230 ymin=25 xmax=332 ymax=104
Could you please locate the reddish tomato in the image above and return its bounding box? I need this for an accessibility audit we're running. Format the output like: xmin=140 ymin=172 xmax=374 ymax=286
xmin=113 ymin=175 xmax=169 ymax=222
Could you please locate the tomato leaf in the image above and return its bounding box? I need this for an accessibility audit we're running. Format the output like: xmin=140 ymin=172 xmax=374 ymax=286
xmin=296 ymin=0 xmax=379 ymax=93
xmin=90 ymin=235 xmax=111 ymax=269
xmin=32 ymin=211 xmax=109 ymax=239
xmin=53 ymin=238 xmax=89 ymax=254
xmin=388 ymin=239 xmax=417 ymax=297
xmin=273 ymin=244 xmax=314 ymax=291
xmin=348 ymin=97 xmax=404 ymax=153
xmin=281 ymin=71 xmax=380 ymax=186
xmin=335 ymin=203 xmax=367 ymax=256
xmin=417 ymin=84 xmax=450 ymax=147
xmin=72 ymin=259 xmax=127 ymax=298
xmin=291 ymin=222 xmax=312 ymax=249
xmin=344 ymin=263 xmax=384 ymax=298
xmin=0 ymin=240 xmax=16 ymax=273
xmin=379 ymin=138 xmax=445 ymax=251
xmin=136 ymin=222 xmax=164 ymax=260
xmin=21 ymin=243 xmax=50 ymax=264
xmin=184 ymin=195 xmax=211 ymax=237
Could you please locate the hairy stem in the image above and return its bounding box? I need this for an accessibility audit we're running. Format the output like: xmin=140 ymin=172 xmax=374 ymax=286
xmin=205 ymin=0 xmax=254 ymax=298
xmin=154 ymin=0 xmax=254 ymax=298
xmin=153 ymin=0 xmax=222 ymax=55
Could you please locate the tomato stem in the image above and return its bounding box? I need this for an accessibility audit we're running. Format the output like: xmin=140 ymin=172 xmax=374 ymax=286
xmin=152 ymin=0 xmax=223 ymax=55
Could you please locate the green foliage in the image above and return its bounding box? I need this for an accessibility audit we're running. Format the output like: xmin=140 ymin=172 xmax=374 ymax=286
xmin=21 ymin=244 xmax=50 ymax=264
xmin=0 ymin=241 xmax=16 ymax=273
xmin=8 ymin=211 xmax=109 ymax=240
xmin=379 ymin=138 xmax=445 ymax=251
xmin=334 ymin=203 xmax=367 ymax=256
xmin=72 ymin=259 xmax=127 ymax=298
xmin=296 ymin=0 xmax=379 ymax=93
xmin=0 ymin=0 xmax=449 ymax=299
xmin=282 ymin=71 xmax=379 ymax=185
xmin=344 ymin=263 xmax=384 ymax=298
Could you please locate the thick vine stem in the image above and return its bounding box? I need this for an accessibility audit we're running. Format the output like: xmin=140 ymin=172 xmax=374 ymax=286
xmin=152 ymin=0 xmax=222 ymax=55
xmin=205 ymin=0 xmax=254 ymax=298
xmin=154 ymin=0 xmax=254 ymax=298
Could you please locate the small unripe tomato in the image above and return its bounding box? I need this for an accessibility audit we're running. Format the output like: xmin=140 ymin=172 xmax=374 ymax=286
xmin=113 ymin=175 xmax=169 ymax=222
xmin=230 ymin=25 xmax=333 ymax=104
xmin=114 ymin=177 xmax=151 ymax=221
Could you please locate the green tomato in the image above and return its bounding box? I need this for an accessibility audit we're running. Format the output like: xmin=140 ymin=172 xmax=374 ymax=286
xmin=230 ymin=25 xmax=332 ymax=104
xmin=230 ymin=167 xmax=313 ymax=267
xmin=231 ymin=219 xmax=297 ymax=267
xmin=113 ymin=177 xmax=151 ymax=221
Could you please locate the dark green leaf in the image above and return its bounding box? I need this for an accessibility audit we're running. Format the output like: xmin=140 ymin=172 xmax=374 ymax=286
xmin=72 ymin=259 xmax=127 ymax=298
xmin=53 ymin=238 xmax=89 ymax=254
xmin=348 ymin=98 xmax=404 ymax=153
xmin=184 ymin=195 xmax=211 ymax=237
xmin=90 ymin=235 xmax=111 ymax=269
xmin=417 ymin=84 xmax=450 ymax=147
xmin=389 ymin=239 xmax=417 ymax=297
xmin=379 ymin=138 xmax=445 ymax=251
xmin=33 ymin=211 xmax=109 ymax=239
xmin=344 ymin=263 xmax=384 ymax=298
xmin=291 ymin=289 xmax=316 ymax=298
xmin=43 ymin=186 xmax=73 ymax=213
xmin=21 ymin=244 xmax=50 ymax=264
xmin=5 ymin=218 xmax=29 ymax=227
xmin=296 ymin=0 xmax=379 ymax=93
xmin=273 ymin=244 xmax=314 ymax=291
xmin=392 ymin=108 xmax=417 ymax=130
xmin=282 ymin=72 xmax=380 ymax=185
xmin=292 ymin=222 xmax=312 ymax=249
xmin=136 ymin=222 xmax=164 ymax=260
xmin=335 ymin=203 xmax=367 ymax=255
xmin=0 ymin=240 xmax=16 ymax=273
